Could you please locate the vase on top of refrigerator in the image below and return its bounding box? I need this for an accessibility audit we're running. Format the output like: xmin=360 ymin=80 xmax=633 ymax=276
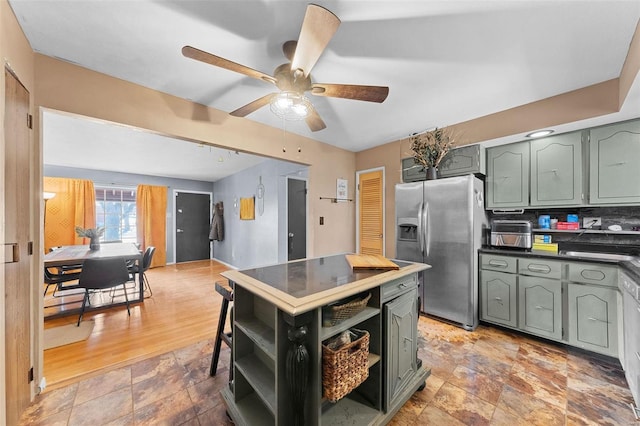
xmin=395 ymin=175 xmax=487 ymax=330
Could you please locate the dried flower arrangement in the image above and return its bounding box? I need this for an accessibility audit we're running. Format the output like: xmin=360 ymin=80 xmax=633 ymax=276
xmin=75 ymin=226 xmax=105 ymax=239
xmin=410 ymin=127 xmax=456 ymax=169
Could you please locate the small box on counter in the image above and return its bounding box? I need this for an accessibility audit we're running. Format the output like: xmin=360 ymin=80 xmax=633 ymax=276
xmin=534 ymin=234 xmax=552 ymax=243
xmin=557 ymin=221 xmax=580 ymax=230
xmin=532 ymin=242 xmax=559 ymax=253
xmin=567 ymin=214 xmax=579 ymax=223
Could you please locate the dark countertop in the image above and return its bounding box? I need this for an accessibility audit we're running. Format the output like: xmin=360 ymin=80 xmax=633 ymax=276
xmin=222 ymin=253 xmax=429 ymax=315
xmin=479 ymin=246 xmax=640 ymax=283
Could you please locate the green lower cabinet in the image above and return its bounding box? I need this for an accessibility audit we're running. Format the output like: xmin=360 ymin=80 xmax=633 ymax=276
xmin=568 ymin=283 xmax=619 ymax=357
xmin=480 ymin=270 xmax=517 ymax=328
xmin=385 ymin=289 xmax=418 ymax=409
xmin=518 ymin=276 xmax=562 ymax=340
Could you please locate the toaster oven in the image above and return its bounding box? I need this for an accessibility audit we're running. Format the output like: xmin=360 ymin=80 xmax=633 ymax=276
xmin=490 ymin=220 xmax=532 ymax=249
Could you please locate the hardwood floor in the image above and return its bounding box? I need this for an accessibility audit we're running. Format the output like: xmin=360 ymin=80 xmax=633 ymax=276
xmin=43 ymin=260 xmax=230 ymax=390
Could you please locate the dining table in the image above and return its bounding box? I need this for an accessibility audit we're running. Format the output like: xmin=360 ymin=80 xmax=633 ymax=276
xmin=44 ymin=242 xmax=145 ymax=301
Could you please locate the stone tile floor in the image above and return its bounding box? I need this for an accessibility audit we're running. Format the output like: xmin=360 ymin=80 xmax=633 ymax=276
xmin=20 ymin=316 xmax=637 ymax=425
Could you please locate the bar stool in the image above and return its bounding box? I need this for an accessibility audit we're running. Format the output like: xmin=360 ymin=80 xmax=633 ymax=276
xmin=210 ymin=280 xmax=234 ymax=381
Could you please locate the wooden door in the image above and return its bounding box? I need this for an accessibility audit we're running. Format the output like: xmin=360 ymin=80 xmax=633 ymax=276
xmin=358 ymin=170 xmax=383 ymax=255
xmin=4 ymin=66 xmax=33 ymax=425
xmin=175 ymin=192 xmax=211 ymax=263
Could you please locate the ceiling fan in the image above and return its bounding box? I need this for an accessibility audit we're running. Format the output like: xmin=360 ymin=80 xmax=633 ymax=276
xmin=182 ymin=4 xmax=389 ymax=132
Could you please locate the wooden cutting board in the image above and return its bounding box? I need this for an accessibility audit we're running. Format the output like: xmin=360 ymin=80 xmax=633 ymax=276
xmin=346 ymin=254 xmax=399 ymax=271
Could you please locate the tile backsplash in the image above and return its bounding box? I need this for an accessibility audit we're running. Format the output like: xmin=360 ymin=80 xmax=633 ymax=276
xmin=487 ymin=206 xmax=640 ymax=250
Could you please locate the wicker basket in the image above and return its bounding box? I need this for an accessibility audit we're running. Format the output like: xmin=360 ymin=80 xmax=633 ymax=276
xmin=322 ymin=329 xmax=370 ymax=402
xmin=323 ymin=293 xmax=371 ymax=327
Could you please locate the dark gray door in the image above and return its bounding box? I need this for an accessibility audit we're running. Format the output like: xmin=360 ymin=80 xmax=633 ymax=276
xmin=287 ymin=178 xmax=307 ymax=261
xmin=175 ymin=192 xmax=211 ymax=263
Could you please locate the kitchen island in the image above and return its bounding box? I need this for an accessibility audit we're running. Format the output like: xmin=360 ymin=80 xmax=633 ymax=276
xmin=220 ymin=254 xmax=431 ymax=426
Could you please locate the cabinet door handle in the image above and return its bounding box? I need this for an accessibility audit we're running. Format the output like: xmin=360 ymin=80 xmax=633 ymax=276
xmin=493 ymin=296 xmax=503 ymax=305
xmin=636 ymin=352 xmax=640 ymax=362
xmin=587 ymin=317 xmax=609 ymax=324
xmin=399 ymin=283 xmax=408 ymax=289
xmin=488 ymin=260 xmax=508 ymax=268
xmin=535 ymin=305 xmax=552 ymax=311
xmin=527 ymin=264 xmax=551 ymax=274
xmin=580 ymin=270 xmax=606 ymax=281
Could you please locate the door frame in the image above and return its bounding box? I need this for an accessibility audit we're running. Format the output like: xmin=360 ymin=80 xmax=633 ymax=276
xmin=355 ymin=167 xmax=386 ymax=255
xmin=284 ymin=176 xmax=308 ymax=262
xmin=172 ymin=189 xmax=213 ymax=264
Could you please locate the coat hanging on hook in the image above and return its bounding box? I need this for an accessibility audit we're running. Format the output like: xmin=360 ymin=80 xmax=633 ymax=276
xmin=209 ymin=202 xmax=224 ymax=241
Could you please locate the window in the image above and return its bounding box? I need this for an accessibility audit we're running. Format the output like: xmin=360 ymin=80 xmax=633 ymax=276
xmin=95 ymin=187 xmax=137 ymax=243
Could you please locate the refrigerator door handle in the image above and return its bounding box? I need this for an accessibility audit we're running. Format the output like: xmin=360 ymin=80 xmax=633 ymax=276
xmin=418 ymin=201 xmax=424 ymax=254
xmin=424 ymin=202 xmax=430 ymax=257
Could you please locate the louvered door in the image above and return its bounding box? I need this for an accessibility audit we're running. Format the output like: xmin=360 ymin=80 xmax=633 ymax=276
xmin=358 ymin=170 xmax=383 ymax=255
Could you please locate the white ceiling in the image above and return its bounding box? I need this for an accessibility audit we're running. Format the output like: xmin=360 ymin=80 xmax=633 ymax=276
xmin=42 ymin=111 xmax=267 ymax=182
xmin=10 ymin=0 xmax=640 ymax=181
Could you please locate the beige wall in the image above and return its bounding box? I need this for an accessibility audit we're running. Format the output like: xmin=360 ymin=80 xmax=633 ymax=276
xmin=33 ymin=54 xmax=357 ymax=258
xmin=1 ymin=0 xmax=37 ymax=422
xmin=356 ymin=22 xmax=640 ymax=259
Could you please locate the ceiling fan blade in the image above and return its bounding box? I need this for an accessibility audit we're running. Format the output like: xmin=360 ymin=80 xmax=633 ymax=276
xmin=182 ymin=46 xmax=276 ymax=85
xmin=311 ymin=83 xmax=389 ymax=103
xmin=305 ymin=108 xmax=326 ymax=132
xmin=229 ymin=93 xmax=276 ymax=117
xmin=290 ymin=4 xmax=340 ymax=77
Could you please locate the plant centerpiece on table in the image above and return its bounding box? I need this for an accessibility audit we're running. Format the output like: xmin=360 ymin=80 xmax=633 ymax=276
xmin=75 ymin=226 xmax=105 ymax=251
xmin=410 ymin=127 xmax=456 ymax=179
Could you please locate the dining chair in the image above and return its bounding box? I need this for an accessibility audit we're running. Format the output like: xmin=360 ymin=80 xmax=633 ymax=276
xmin=128 ymin=246 xmax=156 ymax=297
xmin=76 ymin=257 xmax=132 ymax=326
xmin=43 ymin=266 xmax=81 ymax=297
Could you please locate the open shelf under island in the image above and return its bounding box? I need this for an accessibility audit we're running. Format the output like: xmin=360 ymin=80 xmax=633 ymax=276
xmin=220 ymin=254 xmax=432 ymax=426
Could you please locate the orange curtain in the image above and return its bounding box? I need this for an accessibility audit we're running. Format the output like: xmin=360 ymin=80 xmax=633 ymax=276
xmin=43 ymin=177 xmax=96 ymax=252
xmin=136 ymin=184 xmax=167 ymax=268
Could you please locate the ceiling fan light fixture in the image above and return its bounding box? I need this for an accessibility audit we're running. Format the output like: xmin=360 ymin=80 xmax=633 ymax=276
xmin=270 ymin=91 xmax=312 ymax=120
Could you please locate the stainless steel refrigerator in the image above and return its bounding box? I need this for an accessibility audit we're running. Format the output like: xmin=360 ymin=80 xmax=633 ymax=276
xmin=395 ymin=175 xmax=487 ymax=330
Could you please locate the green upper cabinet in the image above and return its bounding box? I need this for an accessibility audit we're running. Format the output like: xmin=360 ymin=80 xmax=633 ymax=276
xmin=486 ymin=141 xmax=529 ymax=208
xmin=530 ymin=131 xmax=584 ymax=206
xmin=439 ymin=144 xmax=485 ymax=178
xmin=589 ymin=119 xmax=640 ymax=204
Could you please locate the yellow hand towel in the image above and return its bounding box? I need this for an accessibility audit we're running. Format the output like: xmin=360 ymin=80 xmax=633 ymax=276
xmin=240 ymin=197 xmax=255 ymax=220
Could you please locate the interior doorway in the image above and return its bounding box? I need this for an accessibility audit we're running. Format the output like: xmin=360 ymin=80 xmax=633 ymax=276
xmin=174 ymin=191 xmax=212 ymax=263
xmin=287 ymin=177 xmax=307 ymax=261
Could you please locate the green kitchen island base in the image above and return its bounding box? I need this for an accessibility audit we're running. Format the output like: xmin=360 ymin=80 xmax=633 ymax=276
xmin=220 ymin=254 xmax=431 ymax=426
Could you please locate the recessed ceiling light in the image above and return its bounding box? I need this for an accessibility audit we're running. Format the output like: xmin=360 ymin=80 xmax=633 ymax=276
xmin=526 ymin=129 xmax=554 ymax=138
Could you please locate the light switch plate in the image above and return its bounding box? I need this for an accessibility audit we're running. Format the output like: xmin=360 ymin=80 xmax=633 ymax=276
xmin=583 ymin=217 xmax=601 ymax=228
